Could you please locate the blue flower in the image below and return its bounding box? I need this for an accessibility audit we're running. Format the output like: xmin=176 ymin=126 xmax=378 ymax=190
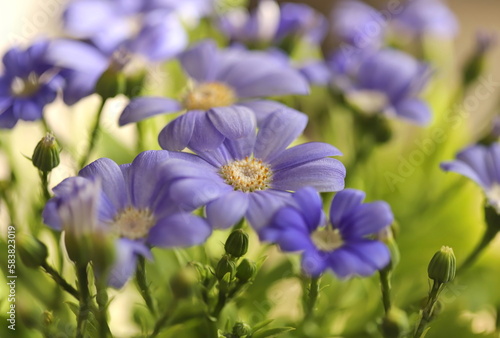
xmin=260 ymin=188 xmax=393 ymax=278
xmin=161 ymin=108 xmax=345 ymax=230
xmin=43 ymin=151 xmax=212 ymax=288
xmin=328 ymin=48 xmax=432 ymax=125
xmin=441 ymin=143 xmax=500 ymax=212
xmin=392 ymin=0 xmax=458 ymax=39
xmin=0 ymin=41 xmax=63 ymax=129
xmin=220 ymin=1 xmax=327 ymax=46
xmin=120 ymin=40 xmax=309 ymax=151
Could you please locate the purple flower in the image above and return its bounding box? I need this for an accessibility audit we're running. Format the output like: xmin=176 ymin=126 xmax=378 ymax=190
xmin=0 ymin=41 xmax=63 ymax=129
xmin=392 ymin=0 xmax=459 ymax=39
xmin=162 ymin=108 xmax=345 ymax=230
xmin=330 ymin=0 xmax=386 ymax=50
xmin=261 ymin=188 xmax=393 ymax=278
xmin=220 ymin=1 xmax=327 ymax=46
xmin=43 ymin=151 xmax=211 ymax=288
xmin=328 ymin=48 xmax=432 ymax=125
xmin=120 ymin=40 xmax=309 ymax=151
xmin=441 ymin=143 xmax=500 ymax=212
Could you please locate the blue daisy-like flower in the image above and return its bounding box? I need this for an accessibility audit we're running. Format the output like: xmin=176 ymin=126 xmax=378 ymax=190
xmin=43 ymin=150 xmax=211 ymax=288
xmin=261 ymin=187 xmax=393 ymax=278
xmin=0 ymin=41 xmax=63 ymax=129
xmin=119 ymin=40 xmax=309 ymax=151
xmin=161 ymin=108 xmax=345 ymax=230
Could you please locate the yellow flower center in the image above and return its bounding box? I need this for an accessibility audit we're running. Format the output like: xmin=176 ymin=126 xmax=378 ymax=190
xmin=311 ymin=227 xmax=343 ymax=251
xmin=112 ymin=207 xmax=156 ymax=240
xmin=10 ymin=73 xmax=40 ymax=97
xmin=220 ymin=157 xmax=272 ymax=193
xmin=183 ymin=82 xmax=237 ymax=110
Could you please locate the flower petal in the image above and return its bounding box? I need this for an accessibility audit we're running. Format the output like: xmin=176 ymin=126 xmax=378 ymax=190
xmin=441 ymin=145 xmax=492 ymax=188
xmin=148 ymin=213 xmax=212 ymax=247
xmin=179 ymin=40 xmax=218 ymax=82
xmin=327 ymin=247 xmax=372 ymax=279
xmin=108 ymin=239 xmax=152 ymax=289
xmin=207 ymin=105 xmax=256 ymax=140
xmin=339 ymin=202 xmax=394 ymax=238
xmin=187 ymin=110 xmax=226 ymax=152
xmin=271 ymin=142 xmax=343 ymax=171
xmin=344 ymin=240 xmax=391 ymax=272
xmin=329 ymin=189 xmax=365 ymax=227
xmin=246 ymin=190 xmax=291 ymax=231
xmin=394 ymin=98 xmax=431 ymax=125
xmin=291 ymin=187 xmax=324 ymax=232
xmin=237 ymin=99 xmax=288 ymax=125
xmin=45 ymin=39 xmax=108 ymax=73
xmin=0 ymin=106 xmax=18 ymax=129
xmin=206 ymin=191 xmax=249 ymax=229
xmin=301 ymin=249 xmax=327 ymax=277
xmin=119 ymin=97 xmax=182 ymax=126
xmin=13 ymin=99 xmax=43 ymax=121
xmin=158 ymin=112 xmax=196 ymax=151
xmin=168 ymin=177 xmax=231 ymax=211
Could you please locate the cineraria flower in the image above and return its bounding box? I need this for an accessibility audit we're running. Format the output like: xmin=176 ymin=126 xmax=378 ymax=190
xmin=162 ymin=108 xmax=345 ymax=230
xmin=328 ymin=48 xmax=432 ymax=125
xmin=0 ymin=41 xmax=63 ymax=129
xmin=260 ymin=187 xmax=393 ymax=278
xmin=220 ymin=1 xmax=327 ymax=47
xmin=120 ymin=40 xmax=309 ymax=151
xmin=330 ymin=0 xmax=386 ymax=50
xmin=441 ymin=143 xmax=500 ymax=213
xmin=392 ymin=0 xmax=459 ymax=39
xmin=43 ymin=151 xmax=211 ymax=288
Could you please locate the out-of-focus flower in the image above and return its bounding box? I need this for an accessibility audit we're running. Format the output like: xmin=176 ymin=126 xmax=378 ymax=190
xmin=331 ymin=0 xmax=386 ymax=50
xmin=161 ymin=108 xmax=345 ymax=230
xmin=220 ymin=1 xmax=327 ymax=47
xmin=441 ymin=143 xmax=500 ymax=213
xmin=261 ymin=187 xmax=393 ymax=278
xmin=43 ymin=151 xmax=212 ymax=288
xmin=120 ymin=40 xmax=309 ymax=151
xmin=328 ymin=48 xmax=432 ymax=125
xmin=0 ymin=41 xmax=63 ymax=129
xmin=392 ymin=0 xmax=459 ymax=39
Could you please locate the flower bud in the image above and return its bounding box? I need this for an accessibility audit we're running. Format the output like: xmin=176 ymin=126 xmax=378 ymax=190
xmin=95 ymin=68 xmax=126 ymax=99
xmin=428 ymin=246 xmax=456 ymax=284
xmin=124 ymin=69 xmax=146 ymax=98
xmin=236 ymin=258 xmax=256 ymax=283
xmin=215 ymin=255 xmax=236 ymax=281
xmin=233 ymin=322 xmax=252 ymax=337
xmin=224 ymin=229 xmax=249 ymax=258
xmin=170 ymin=266 xmax=199 ymax=299
xmin=380 ymin=307 xmax=409 ymax=338
xmin=18 ymin=234 xmax=48 ymax=268
xmin=32 ymin=132 xmax=60 ymax=172
xmin=90 ymin=232 xmax=116 ymax=277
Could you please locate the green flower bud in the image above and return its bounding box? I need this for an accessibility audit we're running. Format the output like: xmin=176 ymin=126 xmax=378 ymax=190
xmin=95 ymin=68 xmax=126 ymax=99
xmin=89 ymin=232 xmax=116 ymax=277
xmin=428 ymin=246 xmax=456 ymax=284
xmin=32 ymin=132 xmax=60 ymax=172
xmin=215 ymin=255 xmax=236 ymax=281
xmin=233 ymin=322 xmax=252 ymax=337
xmin=236 ymin=258 xmax=256 ymax=283
xmin=224 ymin=229 xmax=249 ymax=258
xmin=124 ymin=69 xmax=146 ymax=98
xmin=18 ymin=234 xmax=48 ymax=268
xmin=170 ymin=266 xmax=199 ymax=299
xmin=381 ymin=307 xmax=409 ymax=338
xmin=378 ymin=228 xmax=400 ymax=273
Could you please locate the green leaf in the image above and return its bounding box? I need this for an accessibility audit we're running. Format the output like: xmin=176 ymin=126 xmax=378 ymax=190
xmin=251 ymin=327 xmax=295 ymax=338
xmin=251 ymin=319 xmax=274 ymax=334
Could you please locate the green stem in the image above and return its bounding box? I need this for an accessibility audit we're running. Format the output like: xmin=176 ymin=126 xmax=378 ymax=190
xmin=211 ymin=289 xmax=227 ymax=319
xmin=304 ymin=276 xmax=320 ymax=320
xmin=414 ymin=281 xmax=443 ymax=338
xmin=149 ymin=299 xmax=178 ymax=337
xmin=79 ymin=98 xmax=106 ymax=168
xmin=379 ymin=270 xmax=392 ymax=314
xmin=41 ymin=261 xmax=79 ymax=300
xmin=39 ymin=171 xmax=51 ymax=202
xmin=76 ymin=264 xmax=91 ymax=338
xmin=136 ymin=256 xmax=156 ymax=316
xmin=96 ymin=278 xmax=111 ymax=337
xmin=458 ymin=225 xmax=499 ymax=274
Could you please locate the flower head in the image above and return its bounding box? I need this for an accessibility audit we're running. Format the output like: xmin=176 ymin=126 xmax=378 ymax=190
xmin=261 ymin=188 xmax=393 ymax=278
xmin=441 ymin=143 xmax=500 ymax=213
xmin=120 ymin=40 xmax=309 ymax=151
xmin=43 ymin=151 xmax=211 ymax=288
xmin=161 ymin=108 xmax=345 ymax=230
xmin=0 ymin=41 xmax=63 ymax=129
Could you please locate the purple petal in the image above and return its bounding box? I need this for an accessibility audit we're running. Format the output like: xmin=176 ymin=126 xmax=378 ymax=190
xmin=394 ymin=98 xmax=431 ymax=125
xmin=148 ymin=213 xmax=212 ymax=247
xmin=158 ymin=112 xmax=196 ymax=151
xmin=344 ymin=240 xmax=391 ymax=272
xmin=108 ymin=239 xmax=151 ymax=289
xmin=291 ymin=187 xmax=323 ymax=232
xmin=254 ymin=108 xmax=308 ymax=162
xmin=246 ymin=190 xmax=291 ymax=230
xmin=329 ymin=189 xmax=365 ymax=227
xmin=301 ymin=249 xmax=327 ymax=277
xmin=168 ymin=177 xmax=231 ymax=211
xmin=206 ymin=191 xmax=249 ymax=229
xmin=91 ymin=17 xmax=132 ymax=54
xmin=63 ymin=0 xmax=114 ymax=37
xmin=272 ymin=158 xmax=346 ymax=192
xmin=119 ymin=97 xmax=182 ymax=126
xmin=0 ymin=106 xmax=18 ymax=129
xmin=13 ymin=100 xmax=43 ymax=121
xmin=42 ymin=199 xmax=61 ymax=230
xmin=207 ymin=105 xmax=256 ymax=140
xmin=299 ymin=61 xmax=331 ymax=86
xmin=187 ymin=110 xmax=226 ymax=152
xmin=327 ymin=247 xmax=373 ymax=279
xmin=60 ymin=70 xmax=101 ymax=105
xmin=79 ymin=158 xmax=128 ymax=210
xmin=441 ymin=145 xmax=493 ymax=188
xmin=270 ymin=142 xmax=343 ymax=171
xmin=45 ymin=39 xmax=108 ymax=73
xmin=237 ymin=100 xmax=288 ymax=125
xmin=179 ymin=40 xmax=218 ymax=82
xmin=339 ymin=202 xmax=394 ymax=239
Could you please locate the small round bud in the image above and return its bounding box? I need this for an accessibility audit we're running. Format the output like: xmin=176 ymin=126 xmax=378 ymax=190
xmin=215 ymin=255 xmax=236 ymax=281
xmin=236 ymin=259 xmax=256 ymax=283
xmin=18 ymin=234 xmax=48 ymax=268
xmin=95 ymin=68 xmax=126 ymax=99
xmin=381 ymin=307 xmax=409 ymax=338
xmin=233 ymin=322 xmax=252 ymax=337
xmin=224 ymin=229 xmax=249 ymax=258
xmin=428 ymin=246 xmax=456 ymax=284
xmin=170 ymin=266 xmax=199 ymax=299
xmin=32 ymin=132 xmax=60 ymax=172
